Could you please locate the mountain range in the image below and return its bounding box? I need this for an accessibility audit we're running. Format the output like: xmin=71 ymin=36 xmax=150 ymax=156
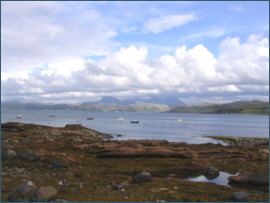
xmin=1 ymin=96 xmax=185 ymax=112
xmin=88 ymin=96 xmax=186 ymax=107
xmin=2 ymin=97 xmax=268 ymax=114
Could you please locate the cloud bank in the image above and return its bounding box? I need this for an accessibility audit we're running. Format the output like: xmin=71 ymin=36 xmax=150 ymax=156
xmin=2 ymin=35 xmax=269 ymax=104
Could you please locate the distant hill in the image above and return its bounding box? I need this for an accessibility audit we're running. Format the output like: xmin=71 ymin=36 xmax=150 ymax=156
xmin=95 ymin=96 xmax=185 ymax=107
xmin=168 ymin=100 xmax=269 ymax=115
xmin=140 ymin=96 xmax=186 ymax=107
xmin=99 ymin=96 xmax=121 ymax=104
xmin=1 ymin=101 xmax=170 ymax=112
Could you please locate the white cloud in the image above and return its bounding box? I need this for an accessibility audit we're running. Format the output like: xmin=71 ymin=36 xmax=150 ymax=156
xmin=1 ymin=35 xmax=269 ymax=103
xmin=179 ymin=28 xmax=225 ymax=43
xmin=142 ymin=14 xmax=197 ymax=33
xmin=217 ymin=35 xmax=269 ymax=84
xmin=1 ymin=1 xmax=118 ymax=79
xmin=208 ymin=85 xmax=241 ymax=92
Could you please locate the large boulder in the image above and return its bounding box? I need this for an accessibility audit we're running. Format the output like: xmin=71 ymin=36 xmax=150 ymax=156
xmin=231 ymin=192 xmax=248 ymax=202
xmin=33 ymin=186 xmax=57 ymax=202
xmin=203 ymin=167 xmax=219 ymax=179
xmin=8 ymin=181 xmax=37 ymax=202
xmin=132 ymin=171 xmax=152 ymax=183
xmin=228 ymin=171 xmax=268 ymax=186
xmin=2 ymin=149 xmax=17 ymax=160
xmin=21 ymin=152 xmax=40 ymax=161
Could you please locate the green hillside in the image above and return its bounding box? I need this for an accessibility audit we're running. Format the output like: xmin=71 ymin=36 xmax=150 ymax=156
xmin=168 ymin=100 xmax=269 ymax=115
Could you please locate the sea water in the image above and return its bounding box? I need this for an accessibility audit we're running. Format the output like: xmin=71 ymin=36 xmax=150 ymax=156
xmin=1 ymin=109 xmax=269 ymax=144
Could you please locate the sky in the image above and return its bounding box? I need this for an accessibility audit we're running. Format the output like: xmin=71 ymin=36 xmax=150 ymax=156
xmin=1 ymin=1 xmax=269 ymax=104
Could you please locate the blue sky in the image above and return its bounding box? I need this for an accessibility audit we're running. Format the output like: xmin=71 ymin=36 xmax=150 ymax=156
xmin=1 ymin=1 xmax=269 ymax=104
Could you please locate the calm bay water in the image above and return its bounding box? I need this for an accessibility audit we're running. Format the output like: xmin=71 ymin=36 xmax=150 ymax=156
xmin=1 ymin=109 xmax=269 ymax=144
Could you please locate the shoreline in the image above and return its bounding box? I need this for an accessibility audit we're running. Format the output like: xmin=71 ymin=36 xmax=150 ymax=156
xmin=1 ymin=122 xmax=269 ymax=202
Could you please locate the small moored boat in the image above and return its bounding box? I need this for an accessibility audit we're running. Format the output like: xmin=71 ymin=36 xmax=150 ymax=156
xmin=16 ymin=115 xmax=21 ymax=119
xmin=130 ymin=121 xmax=139 ymax=124
xmin=177 ymin=119 xmax=182 ymax=122
xmin=116 ymin=117 xmax=124 ymax=121
xmin=87 ymin=117 xmax=94 ymax=120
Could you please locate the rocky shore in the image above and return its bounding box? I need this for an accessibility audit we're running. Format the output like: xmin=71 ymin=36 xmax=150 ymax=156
xmin=1 ymin=122 xmax=269 ymax=202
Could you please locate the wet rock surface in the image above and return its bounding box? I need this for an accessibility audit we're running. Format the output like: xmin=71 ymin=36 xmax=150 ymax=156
xmin=1 ymin=122 xmax=269 ymax=202
xmin=206 ymin=135 xmax=269 ymax=146
xmin=228 ymin=171 xmax=269 ymax=186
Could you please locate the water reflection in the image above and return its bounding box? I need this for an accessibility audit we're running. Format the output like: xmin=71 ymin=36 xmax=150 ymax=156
xmin=186 ymin=171 xmax=239 ymax=187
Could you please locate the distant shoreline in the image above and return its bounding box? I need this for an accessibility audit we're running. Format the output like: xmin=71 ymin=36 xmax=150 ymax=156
xmin=167 ymin=100 xmax=269 ymax=115
xmin=2 ymin=100 xmax=269 ymax=114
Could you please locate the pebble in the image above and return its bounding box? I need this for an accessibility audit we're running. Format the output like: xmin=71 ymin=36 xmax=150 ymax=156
xmin=159 ymin=188 xmax=169 ymax=191
xmin=55 ymin=199 xmax=68 ymax=202
xmin=79 ymin=183 xmax=83 ymax=189
xmin=203 ymin=167 xmax=219 ymax=179
xmin=132 ymin=171 xmax=152 ymax=183
xmin=231 ymin=192 xmax=249 ymax=202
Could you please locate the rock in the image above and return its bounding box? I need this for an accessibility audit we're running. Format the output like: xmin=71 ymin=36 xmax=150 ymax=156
xmin=72 ymin=137 xmax=82 ymax=142
xmin=52 ymin=161 xmax=67 ymax=169
xmin=2 ymin=137 xmax=9 ymax=142
xmin=17 ymin=122 xmax=24 ymax=127
xmin=45 ymin=136 xmax=55 ymax=142
xmin=21 ymin=152 xmax=40 ymax=161
xmin=132 ymin=171 xmax=152 ymax=183
xmin=2 ymin=149 xmax=17 ymax=160
xmin=2 ymin=122 xmax=24 ymax=132
xmin=231 ymin=192 xmax=248 ymax=202
xmin=33 ymin=186 xmax=57 ymax=202
xmin=203 ymin=167 xmax=219 ymax=179
xmin=8 ymin=181 xmax=37 ymax=202
xmin=55 ymin=199 xmax=68 ymax=202
xmin=159 ymin=188 xmax=169 ymax=191
xmin=22 ymin=139 xmax=29 ymax=143
xmin=65 ymin=124 xmax=81 ymax=128
xmin=228 ymin=171 xmax=269 ymax=186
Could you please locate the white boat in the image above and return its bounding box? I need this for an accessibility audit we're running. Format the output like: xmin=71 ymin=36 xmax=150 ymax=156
xmin=177 ymin=119 xmax=182 ymax=122
xmin=16 ymin=115 xmax=22 ymax=119
xmin=116 ymin=117 xmax=124 ymax=121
